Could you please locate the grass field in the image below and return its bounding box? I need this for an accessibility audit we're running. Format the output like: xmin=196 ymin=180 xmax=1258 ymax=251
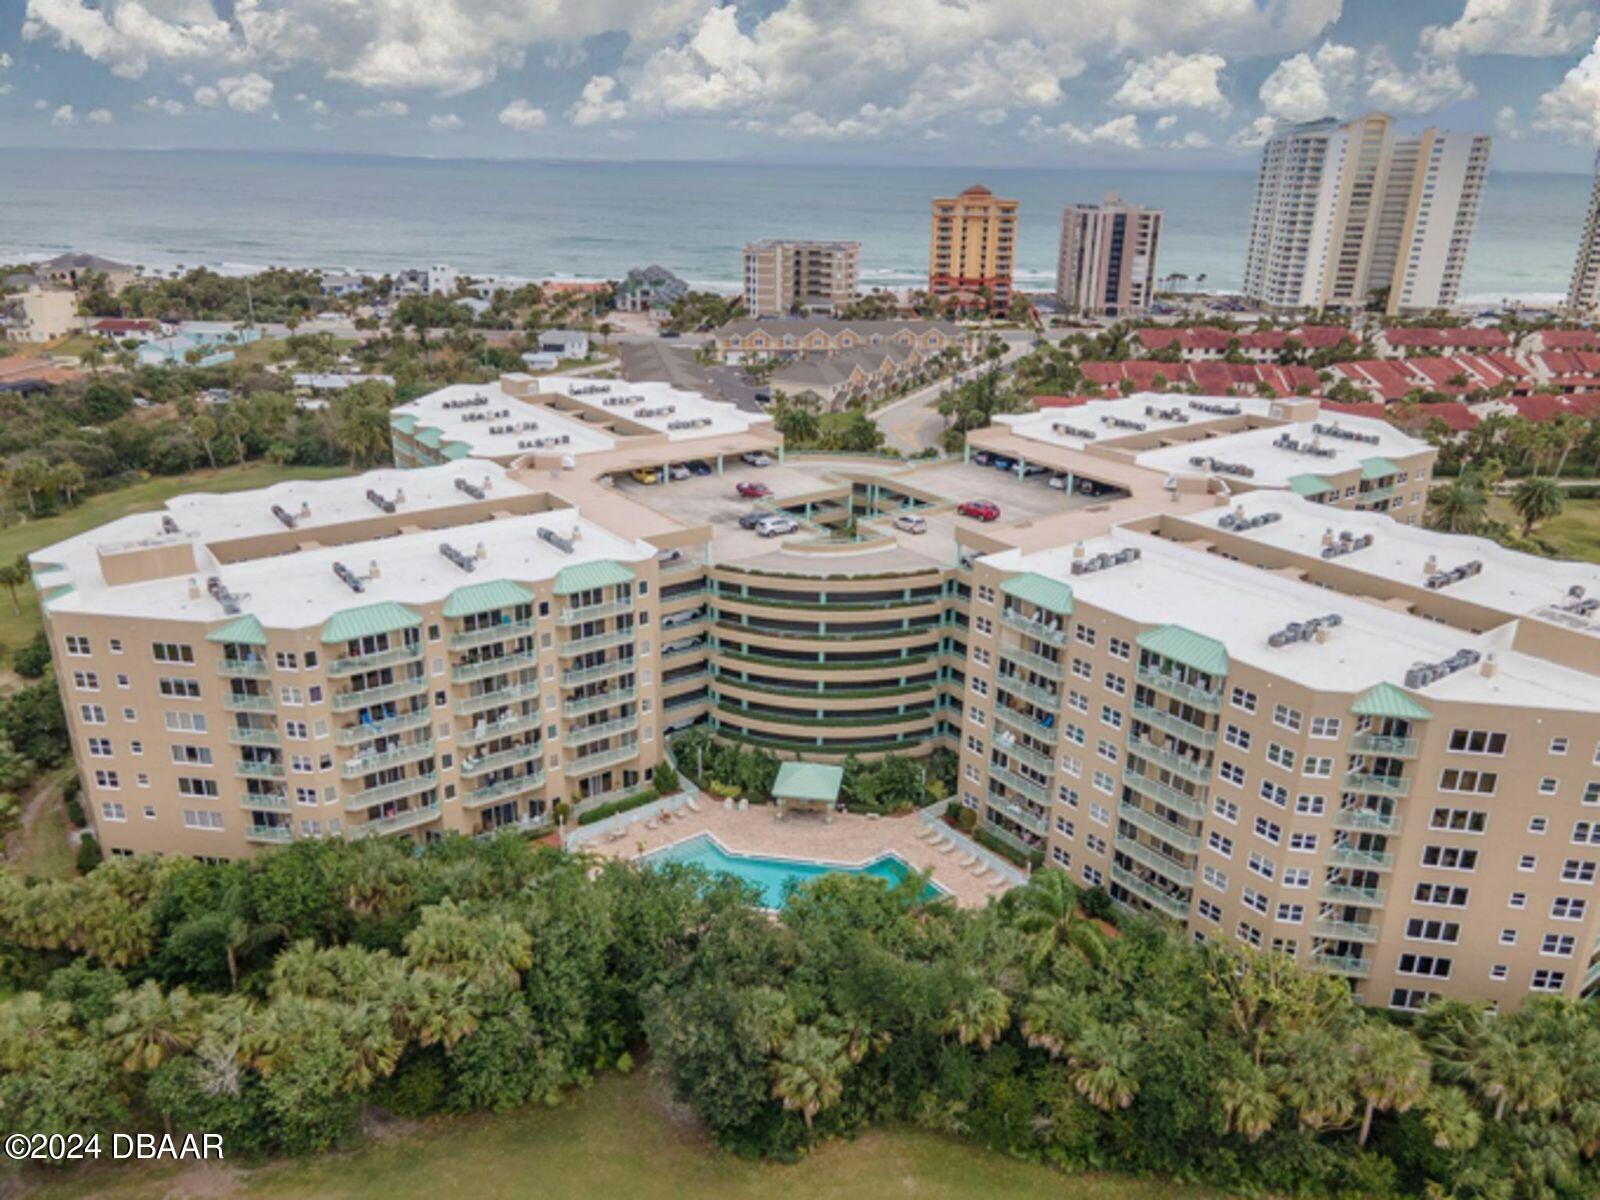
xmin=1488 ymin=496 xmax=1600 ymax=563
xmin=0 ymin=462 xmax=350 ymax=661
xmin=7 ymin=775 xmax=74 ymax=880
xmin=19 ymin=1071 xmax=1213 ymax=1200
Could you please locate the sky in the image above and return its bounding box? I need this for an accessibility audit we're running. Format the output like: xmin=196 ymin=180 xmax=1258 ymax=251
xmin=1 ymin=1 xmax=1599 ymax=171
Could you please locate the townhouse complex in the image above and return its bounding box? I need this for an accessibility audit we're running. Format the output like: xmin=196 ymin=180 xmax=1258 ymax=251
xmin=1244 ymin=112 xmax=1490 ymax=314
xmin=743 ymin=240 xmax=861 ymax=317
xmin=37 ymin=372 xmax=1600 ymax=1008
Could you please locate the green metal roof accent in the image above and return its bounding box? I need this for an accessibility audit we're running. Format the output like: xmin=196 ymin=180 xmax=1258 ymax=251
xmin=443 ymin=579 xmax=533 ymax=619
xmin=554 ymin=560 xmax=635 ymax=595
xmin=320 ymin=601 xmax=422 ymax=645
xmin=442 ymin=441 xmax=472 ymax=460
xmin=1137 ymin=625 xmax=1229 ymax=677
xmin=1288 ymin=473 xmax=1334 ymax=497
xmin=416 ymin=426 xmax=443 ymax=449
xmin=205 ymin=613 xmax=267 ymax=646
xmin=773 ymin=761 xmax=844 ymax=804
xmin=1360 ymin=457 xmax=1400 ymax=480
xmin=1351 ymin=683 xmax=1433 ymax=721
xmin=1001 ymin=572 xmax=1073 ymax=616
xmin=390 ymin=413 xmax=417 ymax=435
xmin=40 ymin=583 xmax=74 ymax=606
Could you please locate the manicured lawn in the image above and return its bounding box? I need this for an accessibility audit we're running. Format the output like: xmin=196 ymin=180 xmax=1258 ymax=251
xmin=0 ymin=462 xmax=350 ymax=661
xmin=1487 ymin=496 xmax=1600 ymax=563
xmin=21 ymin=1072 xmax=1214 ymax=1200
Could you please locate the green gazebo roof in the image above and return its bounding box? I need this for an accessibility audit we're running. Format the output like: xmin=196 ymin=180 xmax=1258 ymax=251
xmin=320 ymin=601 xmax=422 ymax=644
xmin=1001 ymin=572 xmax=1074 ymax=616
xmin=1351 ymin=682 xmax=1433 ymax=721
xmin=443 ymin=579 xmax=533 ymax=619
xmin=1137 ymin=624 xmax=1229 ymax=677
xmin=205 ymin=613 xmax=267 ymax=646
xmin=554 ymin=560 xmax=634 ymax=595
xmin=773 ymin=761 xmax=844 ymax=805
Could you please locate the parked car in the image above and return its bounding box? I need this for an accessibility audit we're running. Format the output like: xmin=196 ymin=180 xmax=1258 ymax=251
xmin=664 ymin=636 xmax=702 ymax=655
xmin=630 ymin=467 xmax=660 ymax=485
xmin=736 ymin=481 xmax=772 ymax=498
xmin=662 ymin=607 xmax=705 ymax=629
xmin=668 ymin=463 xmax=691 ymax=481
xmin=742 ymin=451 xmax=773 ymax=467
xmin=756 ymin=515 xmax=798 ymax=538
xmin=1047 ymin=474 xmax=1069 ymax=490
xmin=971 ymin=451 xmax=993 ymax=466
xmin=753 ymin=389 xmax=772 ymax=404
xmin=738 ymin=510 xmax=769 ymax=529
xmin=957 ymin=500 xmax=1001 ymax=522
xmin=893 ymin=514 xmax=927 ymax=534
xmin=659 ymin=330 xmax=681 ymax=338
xmin=685 ymin=459 xmax=713 ymax=476
xmin=991 ymin=456 xmax=1015 ymax=472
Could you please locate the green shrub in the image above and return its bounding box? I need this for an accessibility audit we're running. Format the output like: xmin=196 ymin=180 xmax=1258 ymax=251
xmin=708 ymin=781 xmax=740 ymax=800
xmin=954 ymin=804 xmax=977 ymax=833
xmin=11 ymin=632 xmax=52 ymax=680
xmin=65 ymin=794 xmax=86 ymax=829
xmin=653 ymin=761 xmax=679 ymax=796
xmin=974 ymin=827 xmax=1042 ymax=870
xmin=75 ymin=833 xmax=102 ymax=875
xmin=1079 ymin=885 xmax=1115 ymax=923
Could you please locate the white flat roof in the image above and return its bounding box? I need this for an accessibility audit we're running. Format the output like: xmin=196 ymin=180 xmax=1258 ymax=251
xmin=1135 ymin=412 xmax=1426 ymax=487
xmin=1177 ymin=491 xmax=1600 ymax=639
xmin=533 ymin=375 xmax=767 ymax=442
xmin=996 ymin=393 xmax=1277 ymax=452
xmin=984 ymin=528 xmax=1600 ymax=711
xmin=395 ymin=381 xmax=617 ymax=459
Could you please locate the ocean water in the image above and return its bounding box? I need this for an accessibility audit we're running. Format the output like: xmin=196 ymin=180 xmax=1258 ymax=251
xmin=0 ymin=149 xmax=1588 ymax=305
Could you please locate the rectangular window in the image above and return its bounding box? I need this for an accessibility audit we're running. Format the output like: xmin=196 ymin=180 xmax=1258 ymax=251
xmin=65 ymin=634 xmax=92 ymax=656
xmin=1253 ymin=816 xmax=1282 ymax=845
xmin=1421 ymin=845 xmax=1479 ymax=871
xmin=1439 ymin=769 xmax=1498 ymax=796
xmin=1405 ymin=918 xmax=1461 ymax=943
xmin=181 ymin=809 xmax=224 ymax=830
xmin=1396 ymin=953 xmax=1452 ymax=979
xmin=1309 ymin=717 xmax=1341 ymax=739
xmin=1531 ymin=969 xmax=1566 ymax=992
xmin=1413 ymin=882 xmax=1470 ymax=907
xmin=152 ymin=642 xmax=196 ymax=664
xmin=1447 ymin=728 xmax=1507 ymax=755
xmin=177 ymin=777 xmax=219 ymax=798
xmin=1272 ymin=704 xmax=1302 ymax=733
xmin=1266 ymin=742 xmax=1296 ymax=771
xmin=158 ymin=678 xmax=202 ymax=699
xmin=1230 ymin=686 xmax=1257 ymax=713
xmin=1430 ymin=807 xmax=1488 ymax=833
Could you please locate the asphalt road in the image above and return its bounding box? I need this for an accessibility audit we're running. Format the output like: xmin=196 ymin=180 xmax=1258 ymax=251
xmin=874 ymin=331 xmax=1041 ymax=453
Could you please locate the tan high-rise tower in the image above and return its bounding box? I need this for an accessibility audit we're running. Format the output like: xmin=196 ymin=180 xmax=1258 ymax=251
xmin=929 ymin=185 xmax=1018 ymax=309
xmin=1056 ymin=194 xmax=1163 ymax=316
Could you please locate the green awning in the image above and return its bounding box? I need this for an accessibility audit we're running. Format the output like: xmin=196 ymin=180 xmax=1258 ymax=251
xmin=443 ymin=579 xmax=533 ymax=619
xmin=416 ymin=426 xmax=443 ymax=449
xmin=554 ymin=560 xmax=635 ymax=595
xmin=206 ymin=613 xmax=267 ymax=646
xmin=1360 ymin=457 xmax=1400 ymax=480
xmin=773 ymin=761 xmax=844 ymax=805
xmin=1351 ymin=683 xmax=1433 ymax=721
xmin=1137 ymin=625 xmax=1229 ymax=677
xmin=321 ymin=601 xmax=422 ymax=644
xmin=1001 ymin=572 xmax=1073 ymax=616
xmin=1288 ymin=473 xmax=1334 ymax=497
xmin=442 ymin=442 xmax=472 ymax=460
xmin=390 ymin=413 xmax=416 ymax=434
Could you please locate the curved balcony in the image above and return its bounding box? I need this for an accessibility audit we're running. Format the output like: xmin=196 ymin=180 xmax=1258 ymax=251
xmin=332 ymin=674 xmax=429 ymax=712
xmin=345 ymin=770 xmax=439 ymax=812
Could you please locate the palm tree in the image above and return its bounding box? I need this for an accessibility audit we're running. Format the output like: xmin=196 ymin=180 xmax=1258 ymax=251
xmin=407 ymin=972 xmax=482 ymax=1049
xmin=769 ymin=1024 xmax=849 ymax=1130
xmin=940 ymin=983 xmax=1010 ymax=1050
xmin=1001 ymin=869 xmax=1107 ymax=968
xmin=105 ymin=979 xmax=202 ymax=1072
xmin=0 ymin=556 xmax=29 ymax=616
xmin=1427 ymin=476 xmax=1488 ymax=534
xmin=1272 ymin=1029 xmax=1357 ymax=1132
xmin=1422 ymin=1085 xmax=1484 ymax=1152
xmin=191 ymin=414 xmax=218 ymax=470
xmin=1018 ymin=983 xmax=1093 ymax=1057
xmin=1217 ymin=1060 xmax=1281 ymax=1142
xmin=1067 ymin=1021 xmax=1141 ymax=1111
xmin=1510 ymin=475 xmax=1563 ymax=538
xmin=52 ymin=460 xmax=84 ymax=507
xmin=1349 ymin=1023 xmax=1431 ymax=1146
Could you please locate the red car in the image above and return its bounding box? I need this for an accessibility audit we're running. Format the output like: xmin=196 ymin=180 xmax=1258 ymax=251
xmin=957 ymin=499 xmax=1001 ymax=522
xmin=736 ymin=481 xmax=772 ymax=499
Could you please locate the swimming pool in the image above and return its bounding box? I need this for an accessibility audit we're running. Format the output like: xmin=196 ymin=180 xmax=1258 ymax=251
xmin=643 ymin=833 xmax=947 ymax=908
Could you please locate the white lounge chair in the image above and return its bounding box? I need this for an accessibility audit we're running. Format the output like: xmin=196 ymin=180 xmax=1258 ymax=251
xmin=644 ymin=820 xmax=658 ymax=832
xmin=686 ymin=798 xmax=701 ymax=813
xmin=938 ymin=840 xmax=958 ymax=855
xmin=724 ymin=797 xmax=734 ymax=812
xmin=958 ymin=853 xmax=977 ymax=868
xmin=916 ymin=827 xmax=939 ymax=843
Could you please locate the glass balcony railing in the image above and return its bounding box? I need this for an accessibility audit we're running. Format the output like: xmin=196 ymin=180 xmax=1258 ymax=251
xmin=244 ymin=824 xmax=293 ymax=844
xmin=455 ymin=682 xmax=541 ymax=717
xmin=227 ymin=726 xmax=280 ymax=748
xmin=1332 ymin=807 xmax=1403 ymax=833
xmin=1122 ymin=771 xmax=1206 ymax=819
xmin=1114 ymin=833 xmax=1196 ymax=886
xmin=327 ymin=642 xmax=423 ymax=677
xmin=1117 ymin=803 xmax=1201 ymax=853
xmin=459 ymin=741 xmax=543 ymax=778
xmin=238 ymin=792 xmax=290 ymax=811
xmin=1311 ymin=917 xmax=1380 ymax=943
xmin=1326 ymin=843 xmax=1396 ymax=871
xmin=1127 ymin=735 xmax=1212 ymax=784
xmin=340 ymin=737 xmax=435 ymax=778
xmin=560 ymin=628 xmax=636 ymax=657
xmin=562 ymin=659 xmax=637 ymax=689
xmin=450 ymin=619 xmax=534 ymax=650
xmin=216 ymin=658 xmax=269 ymax=679
xmin=332 ymin=674 xmax=429 ymax=712
xmin=451 ymin=649 xmax=537 ymax=684
xmin=557 ymin=596 xmax=634 ymax=626
xmin=462 ymin=769 xmax=548 ymax=808
xmin=1342 ymin=772 xmax=1410 ymax=798
xmin=1350 ymin=733 xmax=1419 ymax=757
xmin=234 ymin=759 xmax=285 ymax=780
xmin=349 ymin=801 xmax=442 ymax=839
xmin=569 ymin=738 xmax=641 ymax=774
xmin=989 ymin=765 xmax=1051 ymax=805
xmin=1135 ymin=667 xmax=1222 ymax=711
xmin=999 ymin=645 xmax=1063 ymax=681
xmin=345 ymin=771 xmax=439 ymax=812
xmin=337 ymin=707 xmax=432 ymax=745
xmin=459 ymin=710 xmax=542 ymax=745
xmin=222 ymin=692 xmax=275 ymax=713
xmin=1110 ymin=864 xmax=1189 ymax=920
xmin=568 ymin=714 xmax=640 ymax=749
xmin=1319 ymin=881 xmax=1387 ymax=907
xmin=1131 ymin=701 xmax=1217 ymax=747
xmin=1309 ymin=951 xmax=1371 ymax=978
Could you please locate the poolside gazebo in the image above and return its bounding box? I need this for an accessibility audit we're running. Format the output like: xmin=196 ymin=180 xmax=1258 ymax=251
xmin=772 ymin=762 xmax=844 ymax=823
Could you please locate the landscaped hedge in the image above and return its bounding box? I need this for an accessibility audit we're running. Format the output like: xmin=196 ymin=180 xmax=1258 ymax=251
xmin=576 ymin=788 xmax=661 ymax=826
xmin=974 ymin=826 xmax=1044 ymax=870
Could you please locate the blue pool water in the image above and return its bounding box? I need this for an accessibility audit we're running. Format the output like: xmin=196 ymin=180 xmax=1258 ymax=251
xmin=644 ymin=833 xmax=946 ymax=908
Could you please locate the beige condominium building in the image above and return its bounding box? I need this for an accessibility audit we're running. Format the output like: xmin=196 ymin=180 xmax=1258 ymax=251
xmin=40 ymin=374 xmax=1600 ymax=1009
xmin=1244 ymin=112 xmax=1489 ymax=314
xmin=1566 ymin=152 xmax=1600 ymax=317
xmin=743 ymin=240 xmax=861 ymax=317
xmin=929 ymin=185 xmax=1018 ymax=309
xmin=1056 ymin=194 xmax=1162 ymax=316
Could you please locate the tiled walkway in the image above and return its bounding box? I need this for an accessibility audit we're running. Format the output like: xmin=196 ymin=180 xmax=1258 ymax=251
xmin=583 ymin=800 xmax=1012 ymax=907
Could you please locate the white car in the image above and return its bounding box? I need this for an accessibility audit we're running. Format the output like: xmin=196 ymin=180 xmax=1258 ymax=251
xmin=893 ymin=514 xmax=927 ymax=534
xmin=1047 ymin=474 xmax=1069 ymax=490
xmin=668 ymin=463 xmax=691 ymax=481
xmin=755 ymin=515 xmax=798 ymax=537
xmin=742 ymin=451 xmax=773 ymax=467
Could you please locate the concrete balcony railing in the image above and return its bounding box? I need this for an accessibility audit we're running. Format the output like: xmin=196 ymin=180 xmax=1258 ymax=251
xmin=337 ymin=707 xmax=432 ymax=745
xmin=1135 ymin=666 xmax=1222 ymax=712
xmin=348 ymin=800 xmax=442 ymax=840
xmin=340 ymin=737 xmax=435 ymax=778
xmin=450 ymin=618 xmax=534 ymax=650
xmin=327 ymin=642 xmax=423 ymax=677
xmin=451 ymin=649 xmax=537 ymax=684
xmin=345 ymin=770 xmax=439 ymax=812
xmin=332 ymin=674 xmax=429 ymax=712
xmin=459 ymin=740 xmax=543 ymax=778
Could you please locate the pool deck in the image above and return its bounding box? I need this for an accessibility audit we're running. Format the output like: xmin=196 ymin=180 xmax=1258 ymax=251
xmin=582 ymin=800 xmax=1012 ymax=908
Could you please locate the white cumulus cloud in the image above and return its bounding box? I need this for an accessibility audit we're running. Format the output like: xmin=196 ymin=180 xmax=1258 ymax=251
xmin=192 ymin=84 xmax=219 ymax=107
xmin=498 ymin=98 xmax=547 ymax=131
xmin=1422 ymin=0 xmax=1599 ymax=59
xmin=51 ymin=103 xmax=76 ymax=125
xmin=569 ymin=75 xmax=626 ymax=126
xmin=1111 ymin=51 xmax=1229 ymax=114
xmin=86 ymin=106 xmax=114 ymax=123
xmin=1021 ymin=112 xmax=1142 ymax=149
xmin=427 ymin=112 xmax=464 ymax=132
xmin=143 ymin=95 xmax=186 ymax=115
xmin=1363 ymin=47 xmax=1476 ymax=115
xmin=1534 ymin=34 xmax=1600 ymax=142
xmin=355 ymin=99 xmax=409 ymax=118
xmin=217 ymin=72 xmax=273 ymax=113
xmin=1258 ymin=41 xmax=1359 ymax=123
